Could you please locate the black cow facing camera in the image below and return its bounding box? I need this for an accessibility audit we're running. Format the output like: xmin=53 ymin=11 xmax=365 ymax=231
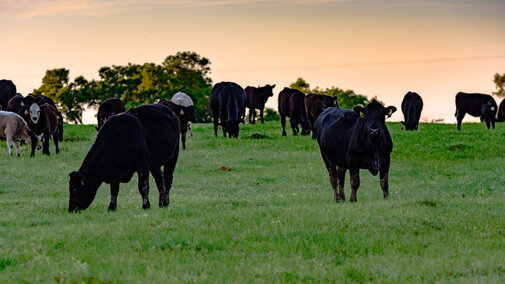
xmin=314 ymin=100 xmax=396 ymax=203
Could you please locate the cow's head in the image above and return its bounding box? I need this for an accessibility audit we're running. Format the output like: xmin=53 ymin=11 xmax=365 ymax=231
xmin=322 ymin=96 xmax=339 ymax=109
xmin=481 ymin=100 xmax=495 ymax=121
xmin=224 ymin=120 xmax=240 ymax=138
xmin=266 ymin=84 xmax=276 ymax=97
xmin=400 ymin=120 xmax=417 ymax=131
xmin=29 ymin=103 xmax=42 ymax=124
xmin=68 ymin=171 xmax=97 ymax=212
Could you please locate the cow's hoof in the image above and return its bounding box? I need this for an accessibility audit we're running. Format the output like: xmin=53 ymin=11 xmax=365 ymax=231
xmin=107 ymin=204 xmax=116 ymax=212
xmin=384 ymin=195 xmax=390 ymax=200
xmin=350 ymin=197 xmax=357 ymax=202
xmin=142 ymin=202 xmax=151 ymax=210
xmin=159 ymin=199 xmax=169 ymax=208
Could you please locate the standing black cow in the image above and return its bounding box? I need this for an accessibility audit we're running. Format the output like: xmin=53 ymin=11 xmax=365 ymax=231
xmin=69 ymin=104 xmax=180 ymax=212
xmin=314 ymin=100 xmax=396 ymax=202
xmin=96 ymin=97 xmax=126 ymax=131
xmin=305 ymin=93 xmax=339 ymax=138
xmin=401 ymin=91 xmax=423 ymax=131
xmin=245 ymin=84 xmax=275 ymax=124
xmin=28 ymin=103 xmax=60 ymax=155
xmin=497 ymin=99 xmax=505 ymax=122
xmin=0 ymin=80 xmax=16 ymax=110
xmin=278 ymin=87 xmax=310 ymax=136
xmin=455 ymin=92 xmax=497 ymax=130
xmin=210 ymin=82 xmax=245 ymax=138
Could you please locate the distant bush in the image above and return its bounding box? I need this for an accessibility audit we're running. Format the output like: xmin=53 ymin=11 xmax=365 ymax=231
xmin=264 ymin=108 xmax=280 ymax=121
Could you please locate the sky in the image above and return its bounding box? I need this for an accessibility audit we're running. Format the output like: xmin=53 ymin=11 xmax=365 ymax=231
xmin=1 ymin=0 xmax=505 ymax=124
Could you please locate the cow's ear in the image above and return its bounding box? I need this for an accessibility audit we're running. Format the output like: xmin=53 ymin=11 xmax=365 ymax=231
xmin=20 ymin=101 xmax=25 ymax=107
xmin=385 ymin=106 xmax=397 ymax=118
xmin=271 ymin=84 xmax=276 ymax=88
xmin=353 ymin=106 xmax=365 ymax=118
xmin=180 ymin=109 xmax=184 ymax=115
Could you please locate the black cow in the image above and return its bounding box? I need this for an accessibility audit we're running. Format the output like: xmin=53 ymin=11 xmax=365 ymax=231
xmin=245 ymin=84 xmax=275 ymax=124
xmin=210 ymin=82 xmax=245 ymax=138
xmin=69 ymin=104 xmax=180 ymax=212
xmin=278 ymin=87 xmax=310 ymax=136
xmin=314 ymin=100 xmax=396 ymax=202
xmin=7 ymin=94 xmax=30 ymax=122
xmin=455 ymin=92 xmax=497 ymax=130
xmin=158 ymin=98 xmax=195 ymax=150
xmin=497 ymin=100 xmax=505 ymax=122
xmin=305 ymin=93 xmax=339 ymax=138
xmin=96 ymin=97 xmax=125 ymax=131
xmin=0 ymin=80 xmax=16 ymax=110
xmin=23 ymin=94 xmax=64 ymax=141
xmin=28 ymin=103 xmax=60 ymax=155
xmin=400 ymin=91 xmax=423 ymax=131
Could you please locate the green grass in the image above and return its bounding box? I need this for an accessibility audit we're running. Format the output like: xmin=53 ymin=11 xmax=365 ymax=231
xmin=1 ymin=121 xmax=505 ymax=282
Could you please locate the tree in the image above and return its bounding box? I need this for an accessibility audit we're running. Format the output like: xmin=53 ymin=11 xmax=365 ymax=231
xmin=493 ymin=73 xmax=505 ymax=97
xmin=289 ymin=77 xmax=311 ymax=94
xmin=33 ymin=68 xmax=69 ymax=99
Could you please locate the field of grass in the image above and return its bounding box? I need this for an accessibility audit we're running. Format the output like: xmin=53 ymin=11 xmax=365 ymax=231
xmin=1 ymin=120 xmax=505 ymax=282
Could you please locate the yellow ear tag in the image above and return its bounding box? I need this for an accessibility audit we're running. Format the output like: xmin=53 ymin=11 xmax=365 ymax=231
xmin=80 ymin=180 xmax=84 ymax=186
xmin=360 ymin=113 xmax=365 ymax=118
xmin=387 ymin=109 xmax=392 ymax=118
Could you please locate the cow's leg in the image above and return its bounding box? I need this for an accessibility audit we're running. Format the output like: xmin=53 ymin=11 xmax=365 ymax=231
xmin=248 ymin=108 xmax=252 ymax=124
xmin=349 ymin=169 xmax=360 ymax=202
xmin=137 ymin=170 xmax=150 ymax=209
xmin=281 ymin=115 xmax=287 ymax=136
xmin=337 ymin=167 xmax=346 ymax=201
xmin=13 ymin=140 xmax=20 ymax=157
xmin=260 ymin=108 xmax=264 ymax=124
xmin=162 ymin=149 xmax=179 ymax=207
xmin=251 ymin=108 xmax=256 ymax=124
xmin=53 ymin=132 xmax=60 ymax=154
xmin=485 ymin=118 xmax=491 ymax=129
xmin=108 ymin=182 xmax=120 ymax=211
xmin=290 ymin=119 xmax=298 ymax=136
xmin=380 ymin=170 xmax=389 ymax=200
xmin=456 ymin=112 xmax=465 ymax=131
xmin=213 ymin=114 xmax=219 ymax=136
xmin=151 ymin=167 xmax=167 ymax=207
xmin=492 ymin=118 xmax=496 ymax=129
xmin=43 ymin=132 xmax=50 ymax=155
xmin=6 ymin=136 xmax=13 ymax=156
xmin=181 ymin=130 xmax=187 ymax=150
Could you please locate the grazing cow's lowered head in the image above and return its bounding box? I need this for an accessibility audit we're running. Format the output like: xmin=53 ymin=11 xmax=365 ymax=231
xmin=353 ymin=100 xmax=396 ymax=174
xmin=68 ymin=171 xmax=97 ymax=212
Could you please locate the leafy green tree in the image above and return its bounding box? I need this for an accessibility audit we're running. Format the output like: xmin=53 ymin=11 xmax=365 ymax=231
xmin=289 ymin=77 xmax=311 ymax=94
xmin=33 ymin=68 xmax=69 ymax=99
xmin=317 ymin=87 xmax=369 ymax=109
xmin=493 ymin=73 xmax=505 ymax=97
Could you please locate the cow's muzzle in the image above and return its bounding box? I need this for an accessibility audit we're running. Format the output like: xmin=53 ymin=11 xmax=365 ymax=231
xmin=369 ymin=128 xmax=381 ymax=138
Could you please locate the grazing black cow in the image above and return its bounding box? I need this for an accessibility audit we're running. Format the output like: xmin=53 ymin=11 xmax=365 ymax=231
xmin=7 ymin=94 xmax=30 ymax=122
xmin=401 ymin=91 xmax=423 ymax=131
xmin=210 ymin=82 xmax=245 ymax=138
xmin=455 ymin=92 xmax=497 ymax=130
xmin=305 ymin=93 xmax=339 ymax=138
xmin=23 ymin=94 xmax=64 ymax=142
xmin=245 ymin=84 xmax=275 ymax=124
xmin=96 ymin=97 xmax=125 ymax=131
xmin=314 ymin=100 xmax=396 ymax=202
xmin=69 ymin=104 xmax=180 ymax=212
xmin=0 ymin=80 xmax=16 ymax=111
xmin=278 ymin=87 xmax=310 ymax=136
xmin=158 ymin=92 xmax=196 ymax=150
xmin=497 ymin=100 xmax=505 ymax=122
xmin=28 ymin=103 xmax=60 ymax=155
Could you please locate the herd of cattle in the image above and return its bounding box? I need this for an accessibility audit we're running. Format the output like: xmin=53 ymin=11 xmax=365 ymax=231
xmin=1 ymin=78 xmax=505 ymax=210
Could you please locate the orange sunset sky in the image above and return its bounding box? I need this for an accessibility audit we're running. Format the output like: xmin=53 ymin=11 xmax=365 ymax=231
xmin=1 ymin=0 xmax=505 ymax=123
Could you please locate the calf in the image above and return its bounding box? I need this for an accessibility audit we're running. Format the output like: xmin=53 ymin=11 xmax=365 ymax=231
xmin=0 ymin=80 xmax=16 ymax=110
xmin=96 ymin=97 xmax=125 ymax=131
xmin=158 ymin=92 xmax=196 ymax=150
xmin=210 ymin=82 xmax=245 ymax=138
xmin=278 ymin=87 xmax=310 ymax=136
xmin=455 ymin=92 xmax=497 ymax=130
xmin=401 ymin=91 xmax=423 ymax=131
xmin=314 ymin=100 xmax=396 ymax=202
xmin=245 ymin=84 xmax=275 ymax=124
xmin=28 ymin=103 xmax=60 ymax=155
xmin=0 ymin=111 xmax=39 ymax=157
xmin=497 ymin=99 xmax=505 ymax=122
xmin=304 ymin=93 xmax=339 ymax=138
xmin=68 ymin=104 xmax=179 ymax=212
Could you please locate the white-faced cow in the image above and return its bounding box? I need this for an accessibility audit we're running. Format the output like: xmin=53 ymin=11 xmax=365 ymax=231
xmin=278 ymin=87 xmax=310 ymax=136
xmin=69 ymin=104 xmax=179 ymax=212
xmin=96 ymin=97 xmax=125 ymax=131
xmin=245 ymin=84 xmax=275 ymax=124
xmin=210 ymin=82 xmax=245 ymax=138
xmin=314 ymin=100 xmax=396 ymax=202
xmin=158 ymin=92 xmax=196 ymax=150
xmin=455 ymin=92 xmax=497 ymax=130
xmin=0 ymin=111 xmax=40 ymax=157
xmin=401 ymin=91 xmax=423 ymax=131
xmin=28 ymin=103 xmax=60 ymax=155
xmin=23 ymin=94 xmax=64 ymax=142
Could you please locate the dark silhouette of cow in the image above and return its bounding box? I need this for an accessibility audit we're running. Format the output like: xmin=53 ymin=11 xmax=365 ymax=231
xmin=28 ymin=103 xmax=60 ymax=155
xmin=0 ymin=80 xmax=16 ymax=110
xmin=401 ymin=91 xmax=423 ymax=131
xmin=158 ymin=92 xmax=196 ymax=150
xmin=69 ymin=104 xmax=180 ymax=212
xmin=278 ymin=87 xmax=310 ymax=136
xmin=304 ymin=93 xmax=339 ymax=138
xmin=22 ymin=94 xmax=64 ymax=142
xmin=497 ymin=100 xmax=505 ymax=122
xmin=210 ymin=82 xmax=245 ymax=138
xmin=455 ymin=92 xmax=497 ymax=130
xmin=314 ymin=100 xmax=396 ymax=202
xmin=245 ymin=84 xmax=275 ymax=124
xmin=96 ymin=97 xmax=125 ymax=131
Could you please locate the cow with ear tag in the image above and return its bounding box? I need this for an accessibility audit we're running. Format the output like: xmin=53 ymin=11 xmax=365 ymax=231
xmin=455 ymin=92 xmax=497 ymax=130
xmin=314 ymin=100 xmax=396 ymax=203
xmin=158 ymin=92 xmax=196 ymax=150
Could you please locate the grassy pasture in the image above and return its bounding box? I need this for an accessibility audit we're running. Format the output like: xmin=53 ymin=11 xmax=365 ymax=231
xmin=0 ymin=121 xmax=505 ymax=282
